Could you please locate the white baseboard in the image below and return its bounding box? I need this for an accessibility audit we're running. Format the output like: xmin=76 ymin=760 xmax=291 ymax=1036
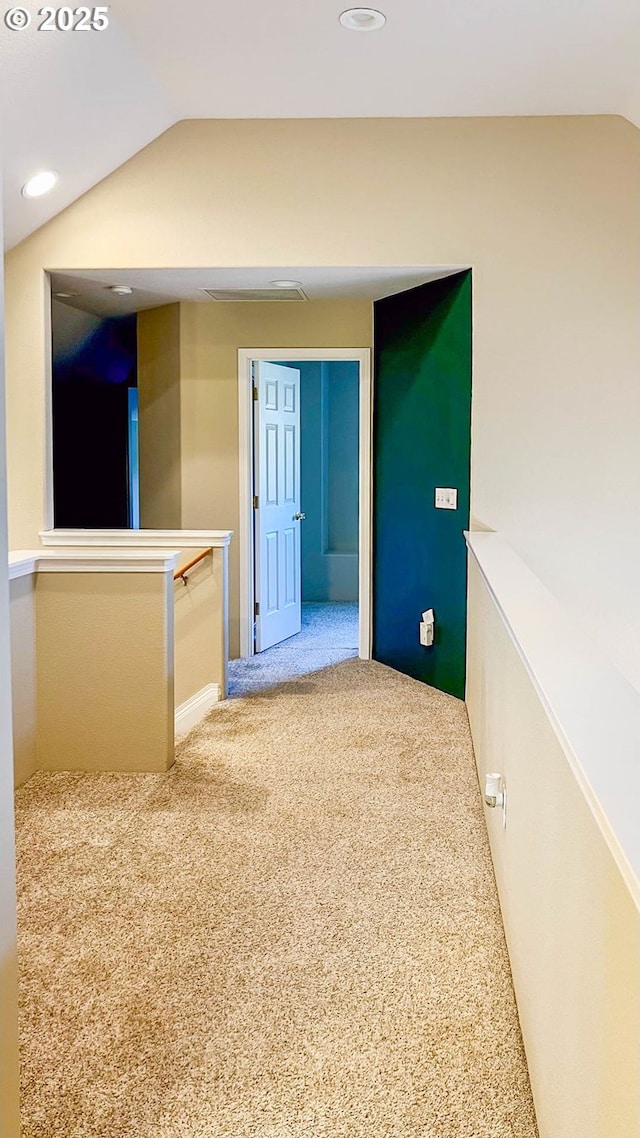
xmin=175 ymin=683 xmax=221 ymax=737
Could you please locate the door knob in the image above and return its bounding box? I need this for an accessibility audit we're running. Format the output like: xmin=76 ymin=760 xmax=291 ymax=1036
xmin=292 ymin=511 xmax=306 ymax=521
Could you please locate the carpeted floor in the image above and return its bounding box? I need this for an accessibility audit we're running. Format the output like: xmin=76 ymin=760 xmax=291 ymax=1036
xmin=228 ymin=602 xmax=359 ymax=696
xmin=15 ymin=658 xmax=538 ymax=1138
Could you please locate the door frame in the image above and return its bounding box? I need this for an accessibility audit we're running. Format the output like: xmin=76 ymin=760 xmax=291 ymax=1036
xmin=237 ymin=347 xmax=372 ymax=660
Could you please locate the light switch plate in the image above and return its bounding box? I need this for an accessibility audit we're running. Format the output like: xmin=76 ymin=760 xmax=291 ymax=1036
xmin=435 ymin=487 xmax=458 ymax=510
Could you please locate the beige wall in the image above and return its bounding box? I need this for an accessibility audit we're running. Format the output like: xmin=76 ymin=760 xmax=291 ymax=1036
xmin=174 ymin=547 xmax=227 ymax=707
xmin=179 ymin=300 xmax=371 ymax=653
xmin=4 ymin=118 xmax=639 ymax=668
xmin=36 ymin=572 xmax=174 ymax=773
xmin=466 ymin=558 xmax=640 ymax=1138
xmin=9 ymin=574 xmax=37 ymax=786
xmin=8 ymin=550 xmax=227 ymax=781
xmin=0 ymin=172 xmax=21 ymax=1135
xmin=127 ymin=297 xmax=371 ymax=655
xmin=137 ymin=303 xmax=182 ymax=528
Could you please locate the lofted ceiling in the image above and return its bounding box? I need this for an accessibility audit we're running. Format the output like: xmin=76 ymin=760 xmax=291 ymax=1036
xmin=2 ymin=0 xmax=639 ymax=249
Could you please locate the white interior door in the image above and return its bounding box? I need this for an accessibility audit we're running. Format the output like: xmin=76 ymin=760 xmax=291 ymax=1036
xmin=254 ymin=361 xmax=302 ymax=651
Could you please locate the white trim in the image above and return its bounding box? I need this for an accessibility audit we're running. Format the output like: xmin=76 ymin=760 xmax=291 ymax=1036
xmin=357 ymin=356 xmax=373 ymax=660
xmin=43 ymin=271 xmax=55 ymax=532
xmin=221 ymin=543 xmax=230 ymax=698
xmin=237 ymin=357 xmax=253 ymax=657
xmin=237 ymin=348 xmax=372 ymax=660
xmin=40 ymin=528 xmax=233 ymax=549
xmin=9 ymin=548 xmax=180 ymax=575
xmin=175 ymin=683 xmax=221 ymax=737
xmin=465 ymin=530 xmax=640 ymax=910
xmin=8 ymin=555 xmax=38 ymax=580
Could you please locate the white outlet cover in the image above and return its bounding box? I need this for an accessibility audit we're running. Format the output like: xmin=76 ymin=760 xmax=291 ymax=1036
xmin=435 ymin=487 xmax=458 ymax=510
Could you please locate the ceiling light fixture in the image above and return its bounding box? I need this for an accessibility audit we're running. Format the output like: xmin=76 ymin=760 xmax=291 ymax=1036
xmin=21 ymin=171 xmax=58 ymax=198
xmin=54 ymin=292 xmax=78 ymax=299
xmin=107 ymin=285 xmax=134 ymax=296
xmin=339 ymin=8 xmax=386 ymax=31
xmin=270 ymin=279 xmax=303 ymax=288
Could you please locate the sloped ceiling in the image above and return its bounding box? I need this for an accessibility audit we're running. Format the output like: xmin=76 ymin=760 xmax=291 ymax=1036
xmin=2 ymin=0 xmax=639 ymax=249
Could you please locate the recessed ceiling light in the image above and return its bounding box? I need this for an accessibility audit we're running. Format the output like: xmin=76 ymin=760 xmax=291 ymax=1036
xmin=54 ymin=292 xmax=78 ymax=299
xmin=270 ymin=279 xmax=303 ymax=288
xmin=22 ymin=171 xmax=58 ymax=198
xmin=107 ymin=285 xmax=134 ymax=296
xmin=339 ymin=8 xmax=386 ymax=31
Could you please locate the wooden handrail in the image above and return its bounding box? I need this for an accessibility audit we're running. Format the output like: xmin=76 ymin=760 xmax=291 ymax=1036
xmin=174 ymin=547 xmax=212 ymax=585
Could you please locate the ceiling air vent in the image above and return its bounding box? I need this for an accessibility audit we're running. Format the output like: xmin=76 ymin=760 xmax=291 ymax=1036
xmin=200 ymin=287 xmax=308 ymax=302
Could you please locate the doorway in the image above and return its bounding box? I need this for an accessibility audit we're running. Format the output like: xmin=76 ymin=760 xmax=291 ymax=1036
xmin=236 ymin=348 xmax=372 ymax=671
xmin=43 ymin=266 xmax=470 ymax=701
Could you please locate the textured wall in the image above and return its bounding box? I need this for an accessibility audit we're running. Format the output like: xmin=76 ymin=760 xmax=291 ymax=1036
xmin=0 ymin=165 xmax=21 ymax=1138
xmin=9 ymin=551 xmax=228 ymax=778
xmin=137 ymin=303 xmax=182 ymax=529
xmin=9 ymin=575 xmax=37 ymax=786
xmin=466 ymin=558 xmax=640 ymax=1138
xmin=373 ymin=273 xmax=472 ymax=698
xmin=173 ymin=547 xmax=227 ymax=707
xmin=178 ymin=301 xmax=371 ymax=653
xmin=35 ymin=572 xmax=174 ymax=773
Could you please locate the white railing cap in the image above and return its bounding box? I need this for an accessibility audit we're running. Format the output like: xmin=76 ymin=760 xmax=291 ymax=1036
xmin=466 ymin=530 xmax=640 ymax=909
xmin=40 ymin=528 xmax=233 ymax=549
xmin=10 ymin=548 xmax=181 ymax=577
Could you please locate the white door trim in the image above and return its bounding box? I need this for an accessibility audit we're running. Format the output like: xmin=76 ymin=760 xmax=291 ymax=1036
xmin=238 ymin=347 xmax=372 ymax=661
xmin=43 ymin=270 xmax=55 ymax=532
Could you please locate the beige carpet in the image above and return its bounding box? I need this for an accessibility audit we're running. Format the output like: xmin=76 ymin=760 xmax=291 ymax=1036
xmin=15 ymin=659 xmax=538 ymax=1138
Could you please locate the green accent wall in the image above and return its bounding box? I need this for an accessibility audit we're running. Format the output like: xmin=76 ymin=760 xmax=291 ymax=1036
xmin=373 ymin=271 xmax=472 ymax=699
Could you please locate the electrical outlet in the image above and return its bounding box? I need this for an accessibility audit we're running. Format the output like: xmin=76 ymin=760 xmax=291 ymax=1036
xmin=485 ymin=772 xmax=508 ymax=829
xmin=419 ymin=622 xmax=434 ymax=646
